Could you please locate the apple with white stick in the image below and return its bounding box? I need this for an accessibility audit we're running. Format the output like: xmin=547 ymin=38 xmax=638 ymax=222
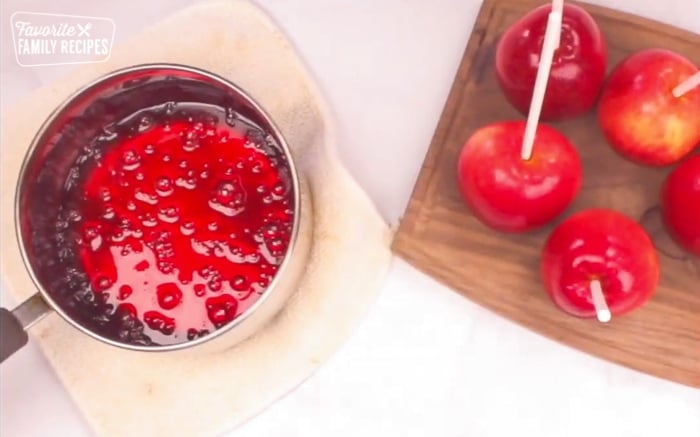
xmin=541 ymin=209 xmax=660 ymax=322
xmin=496 ymin=0 xmax=607 ymax=121
xmin=457 ymin=0 xmax=582 ymax=233
xmin=598 ymin=49 xmax=700 ymax=166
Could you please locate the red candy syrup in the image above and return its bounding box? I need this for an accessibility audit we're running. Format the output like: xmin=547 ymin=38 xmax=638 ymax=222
xmin=63 ymin=103 xmax=294 ymax=345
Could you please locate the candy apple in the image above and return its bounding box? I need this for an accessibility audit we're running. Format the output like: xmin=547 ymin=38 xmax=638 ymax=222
xmin=661 ymin=153 xmax=700 ymax=256
xmin=495 ymin=3 xmax=607 ymax=120
xmin=598 ymin=48 xmax=700 ymax=166
xmin=457 ymin=120 xmax=582 ymax=233
xmin=541 ymin=209 xmax=660 ymax=320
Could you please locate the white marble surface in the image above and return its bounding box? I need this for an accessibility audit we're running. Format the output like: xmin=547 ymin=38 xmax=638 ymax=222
xmin=1 ymin=0 xmax=699 ymax=436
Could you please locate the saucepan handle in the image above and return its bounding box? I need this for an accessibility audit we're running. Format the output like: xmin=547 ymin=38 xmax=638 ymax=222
xmin=0 ymin=293 xmax=51 ymax=363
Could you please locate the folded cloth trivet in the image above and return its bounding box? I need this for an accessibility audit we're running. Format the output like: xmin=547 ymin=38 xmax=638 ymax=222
xmin=0 ymin=1 xmax=393 ymax=435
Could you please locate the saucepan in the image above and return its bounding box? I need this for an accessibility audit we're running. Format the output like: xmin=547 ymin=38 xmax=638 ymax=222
xmin=0 ymin=64 xmax=311 ymax=362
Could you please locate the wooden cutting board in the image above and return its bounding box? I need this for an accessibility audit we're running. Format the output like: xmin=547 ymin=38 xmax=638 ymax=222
xmin=392 ymin=0 xmax=700 ymax=388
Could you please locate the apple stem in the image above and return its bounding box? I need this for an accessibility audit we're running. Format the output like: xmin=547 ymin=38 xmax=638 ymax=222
xmin=672 ymin=71 xmax=700 ymax=98
xmin=520 ymin=8 xmax=563 ymax=161
xmin=590 ymin=279 xmax=611 ymax=323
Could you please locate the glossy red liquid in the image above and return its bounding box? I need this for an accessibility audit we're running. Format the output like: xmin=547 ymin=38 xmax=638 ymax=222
xmin=59 ymin=104 xmax=294 ymax=345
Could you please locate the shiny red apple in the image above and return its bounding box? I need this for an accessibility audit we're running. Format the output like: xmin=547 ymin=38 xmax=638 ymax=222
xmin=457 ymin=120 xmax=582 ymax=233
xmin=495 ymin=3 xmax=607 ymax=121
xmin=541 ymin=209 xmax=660 ymax=319
xmin=598 ymin=48 xmax=700 ymax=166
xmin=661 ymin=153 xmax=700 ymax=256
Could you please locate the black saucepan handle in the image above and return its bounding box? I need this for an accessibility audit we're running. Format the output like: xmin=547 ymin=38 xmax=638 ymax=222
xmin=0 ymin=294 xmax=51 ymax=363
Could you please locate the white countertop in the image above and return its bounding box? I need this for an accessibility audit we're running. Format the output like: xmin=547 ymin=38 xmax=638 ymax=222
xmin=1 ymin=0 xmax=699 ymax=436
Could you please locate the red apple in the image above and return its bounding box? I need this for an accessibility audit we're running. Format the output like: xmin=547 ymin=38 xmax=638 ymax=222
xmin=661 ymin=153 xmax=700 ymax=256
xmin=598 ymin=48 xmax=700 ymax=166
xmin=495 ymin=3 xmax=607 ymax=121
xmin=457 ymin=120 xmax=582 ymax=233
xmin=541 ymin=209 xmax=660 ymax=319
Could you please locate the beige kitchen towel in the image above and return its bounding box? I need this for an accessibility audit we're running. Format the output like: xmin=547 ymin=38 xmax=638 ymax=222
xmin=0 ymin=0 xmax=393 ymax=435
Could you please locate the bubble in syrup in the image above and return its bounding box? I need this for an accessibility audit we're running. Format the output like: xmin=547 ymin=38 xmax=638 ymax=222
xmin=138 ymin=115 xmax=153 ymax=132
xmin=121 ymin=149 xmax=141 ymax=171
xmin=208 ymin=222 xmax=218 ymax=232
xmin=180 ymin=221 xmax=195 ymax=236
xmin=272 ymin=183 xmax=286 ymax=196
xmin=103 ymin=206 xmax=116 ymax=220
xmin=157 ymin=283 xmax=183 ymax=310
xmin=135 ymin=172 xmax=145 ymax=181
xmin=216 ymin=182 xmax=234 ymax=203
xmin=143 ymin=311 xmax=175 ymax=335
xmin=256 ymin=185 xmax=266 ymax=194
xmin=142 ymin=214 xmax=158 ymax=227
xmin=144 ymin=144 xmax=156 ymax=155
xmin=183 ymin=132 xmax=200 ymax=152
xmin=231 ymin=275 xmax=248 ymax=291
xmin=187 ymin=328 xmax=210 ymax=340
xmin=84 ymin=225 xmax=99 ymax=240
xmin=235 ymin=160 xmax=245 ymax=169
xmin=117 ymin=285 xmax=132 ymax=300
xmin=175 ymin=177 xmax=197 ymax=190
xmin=158 ymin=206 xmax=179 ymax=224
xmin=269 ymin=238 xmax=284 ymax=251
xmin=206 ymin=294 xmax=238 ymax=328
xmin=194 ymin=284 xmax=206 ymax=297
xmin=200 ymin=170 xmax=209 ymax=179
xmin=126 ymin=201 xmax=136 ymax=211
xmin=155 ymin=177 xmax=174 ymax=197
xmin=111 ymin=230 xmax=127 ymax=243
xmin=100 ymin=188 xmax=112 ymax=202
xmin=208 ymin=279 xmax=222 ymax=292
xmin=68 ymin=210 xmax=82 ymax=222
xmin=56 ymin=219 xmax=69 ymax=231
xmin=251 ymin=164 xmax=262 ymax=174
xmin=225 ymin=107 xmax=237 ymax=125
xmin=90 ymin=235 xmax=103 ymax=251
xmin=224 ymin=167 xmax=234 ymax=176
xmin=95 ymin=276 xmax=113 ymax=291
xmin=263 ymin=224 xmax=279 ymax=238
xmin=179 ymin=160 xmax=188 ymax=169
xmin=158 ymin=261 xmax=175 ymax=274
xmin=134 ymin=190 xmax=158 ymax=205
xmin=165 ymin=102 xmax=176 ymax=115
xmin=163 ymin=154 xmax=172 ymax=163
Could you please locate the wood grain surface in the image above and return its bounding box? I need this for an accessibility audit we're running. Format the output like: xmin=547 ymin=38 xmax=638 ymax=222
xmin=392 ymin=0 xmax=700 ymax=388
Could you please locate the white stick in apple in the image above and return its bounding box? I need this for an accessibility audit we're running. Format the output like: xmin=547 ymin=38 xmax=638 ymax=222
xmin=672 ymin=71 xmax=700 ymax=98
xmin=590 ymin=279 xmax=611 ymax=323
xmin=520 ymin=5 xmax=563 ymax=161
xmin=551 ymin=0 xmax=564 ymax=47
